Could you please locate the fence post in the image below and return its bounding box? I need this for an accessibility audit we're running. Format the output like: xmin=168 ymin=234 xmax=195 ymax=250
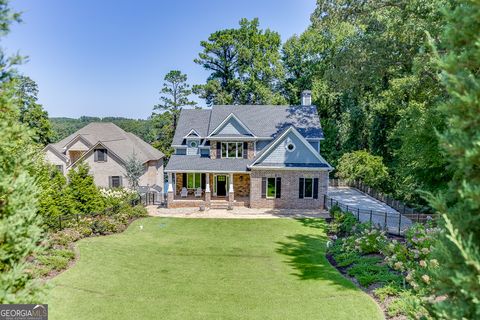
xmin=323 ymin=194 xmax=326 ymax=209
xmin=384 ymin=212 xmax=387 ymax=230
xmin=330 ymin=198 xmax=333 ymax=208
xmin=398 ymin=212 xmax=402 ymax=235
xmin=346 ymin=205 xmax=349 ymax=212
xmin=369 ymin=210 xmax=373 ymax=224
xmin=417 ymin=211 xmax=420 ymax=223
xmin=58 ymin=216 xmax=62 ymax=229
xmin=357 ymin=208 xmax=360 ymax=220
xmin=76 ymin=214 xmax=79 ymax=223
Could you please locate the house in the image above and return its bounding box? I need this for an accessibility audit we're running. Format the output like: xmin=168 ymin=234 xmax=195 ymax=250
xmin=44 ymin=122 xmax=164 ymax=190
xmin=165 ymin=90 xmax=333 ymax=209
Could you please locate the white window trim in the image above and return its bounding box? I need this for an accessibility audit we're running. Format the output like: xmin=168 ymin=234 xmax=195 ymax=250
xmin=187 ymin=173 xmax=202 ymax=189
xmin=221 ymin=142 xmax=244 ymax=159
xmin=303 ymin=177 xmax=314 ymax=199
xmin=285 ymin=142 xmax=296 ymax=152
xmin=189 ymin=140 xmax=198 ymax=148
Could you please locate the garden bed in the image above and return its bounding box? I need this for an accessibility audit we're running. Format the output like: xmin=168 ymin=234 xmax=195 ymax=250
xmin=31 ymin=189 xmax=149 ymax=280
xmin=325 ymin=205 xmax=440 ymax=319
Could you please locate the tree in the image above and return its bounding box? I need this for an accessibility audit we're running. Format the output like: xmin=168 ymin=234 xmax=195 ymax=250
xmin=194 ymin=18 xmax=286 ymax=105
xmin=336 ymin=150 xmax=389 ymax=189
xmin=125 ymin=152 xmax=144 ymax=189
xmin=13 ymin=76 xmax=53 ymax=145
xmin=153 ymin=70 xmax=196 ymax=129
xmin=0 ymin=83 xmax=44 ymax=303
xmin=427 ymin=1 xmax=480 ymax=317
xmin=65 ymin=162 xmax=104 ymax=214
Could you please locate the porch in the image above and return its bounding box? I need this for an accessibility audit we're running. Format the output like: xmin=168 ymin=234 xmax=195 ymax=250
xmin=166 ymin=172 xmax=250 ymax=208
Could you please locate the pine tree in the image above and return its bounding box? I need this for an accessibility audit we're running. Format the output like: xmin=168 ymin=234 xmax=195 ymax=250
xmin=66 ymin=162 xmax=104 ymax=214
xmin=0 ymin=84 xmax=44 ymax=303
xmin=428 ymin=1 xmax=480 ymax=318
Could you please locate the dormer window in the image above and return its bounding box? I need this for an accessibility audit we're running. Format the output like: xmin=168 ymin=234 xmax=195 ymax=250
xmin=94 ymin=149 xmax=107 ymax=162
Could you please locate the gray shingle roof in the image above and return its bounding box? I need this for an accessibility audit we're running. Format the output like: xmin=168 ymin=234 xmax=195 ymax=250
xmin=172 ymin=105 xmax=323 ymax=145
xmin=165 ymin=155 xmax=251 ymax=172
xmin=49 ymin=122 xmax=164 ymax=164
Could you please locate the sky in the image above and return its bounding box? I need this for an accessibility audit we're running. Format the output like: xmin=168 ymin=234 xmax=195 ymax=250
xmin=3 ymin=0 xmax=316 ymax=119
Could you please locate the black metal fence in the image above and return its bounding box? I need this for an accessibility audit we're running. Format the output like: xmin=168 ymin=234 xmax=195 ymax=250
xmin=329 ymin=178 xmax=433 ymax=224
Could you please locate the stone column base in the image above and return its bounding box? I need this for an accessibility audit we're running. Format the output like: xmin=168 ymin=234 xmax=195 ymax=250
xmin=205 ymin=191 xmax=211 ymax=209
xmin=228 ymin=192 xmax=234 ymax=210
xmin=167 ymin=192 xmax=174 ymax=208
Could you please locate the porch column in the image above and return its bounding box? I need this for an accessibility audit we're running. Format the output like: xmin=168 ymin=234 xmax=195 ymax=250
xmin=228 ymin=173 xmax=234 ymax=209
xmin=167 ymin=172 xmax=174 ymax=208
xmin=204 ymin=173 xmax=211 ymax=208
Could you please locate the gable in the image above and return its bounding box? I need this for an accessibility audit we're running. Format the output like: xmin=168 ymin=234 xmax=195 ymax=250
xmin=67 ymin=139 xmax=90 ymax=151
xmin=258 ymin=131 xmax=321 ymax=165
xmin=250 ymin=127 xmax=332 ymax=170
xmin=209 ymin=113 xmax=254 ymax=137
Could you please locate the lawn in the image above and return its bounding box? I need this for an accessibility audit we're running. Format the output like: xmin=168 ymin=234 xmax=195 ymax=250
xmin=46 ymin=217 xmax=382 ymax=320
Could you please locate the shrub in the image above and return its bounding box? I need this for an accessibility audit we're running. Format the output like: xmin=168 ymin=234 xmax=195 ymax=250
xmin=336 ymin=150 xmax=389 ymax=189
xmin=343 ymin=228 xmax=387 ymax=254
xmin=328 ymin=206 xmax=357 ymax=236
xmin=36 ymin=254 xmax=69 ymax=272
xmin=49 ymin=228 xmax=83 ymax=247
xmin=373 ymin=284 xmax=401 ymax=302
xmin=347 ymin=256 xmax=402 ymax=287
xmin=387 ymin=290 xmax=428 ymax=319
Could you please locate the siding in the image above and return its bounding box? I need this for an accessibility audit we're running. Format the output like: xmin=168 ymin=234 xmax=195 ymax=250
xmin=255 ymin=140 xmax=271 ymax=153
xmin=308 ymin=140 xmax=319 ymax=153
xmin=259 ymin=131 xmax=322 ymax=165
xmin=215 ymin=117 xmax=250 ymax=135
xmin=45 ymin=150 xmax=67 ymax=174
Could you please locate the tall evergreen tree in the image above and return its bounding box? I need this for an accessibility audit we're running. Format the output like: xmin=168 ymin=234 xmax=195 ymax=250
xmin=0 ymin=83 xmax=44 ymax=303
xmin=65 ymin=162 xmax=104 ymax=214
xmin=153 ymin=70 xmax=196 ymax=129
xmin=194 ymin=18 xmax=286 ymax=105
xmin=13 ymin=75 xmax=53 ymax=145
xmin=428 ymin=1 xmax=480 ymax=318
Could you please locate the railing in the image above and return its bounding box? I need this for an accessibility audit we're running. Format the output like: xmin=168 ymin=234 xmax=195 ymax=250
xmin=324 ymin=194 xmax=432 ymax=236
xmin=329 ymin=178 xmax=433 ymax=223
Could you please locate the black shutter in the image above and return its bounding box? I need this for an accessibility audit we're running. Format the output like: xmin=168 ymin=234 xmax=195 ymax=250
xmin=182 ymin=173 xmax=187 ymax=188
xmin=216 ymin=142 xmax=221 ymax=159
xmin=261 ymin=177 xmax=266 ymax=198
xmin=313 ymin=178 xmax=319 ymax=199
xmin=94 ymin=149 xmax=98 ymax=162
xmin=108 ymin=176 xmax=112 ymax=188
xmin=201 ymin=173 xmax=206 ymax=190
xmin=243 ymin=142 xmax=248 ymax=159
xmin=299 ymin=178 xmax=304 ymax=199
xmin=276 ymin=177 xmax=281 ymax=198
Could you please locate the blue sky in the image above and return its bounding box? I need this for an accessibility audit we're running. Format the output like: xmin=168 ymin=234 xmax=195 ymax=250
xmin=3 ymin=0 xmax=315 ymax=119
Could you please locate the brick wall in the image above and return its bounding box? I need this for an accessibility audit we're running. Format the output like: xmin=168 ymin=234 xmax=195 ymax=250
xmin=249 ymin=170 xmax=328 ymax=209
xmin=233 ymin=173 xmax=250 ymax=197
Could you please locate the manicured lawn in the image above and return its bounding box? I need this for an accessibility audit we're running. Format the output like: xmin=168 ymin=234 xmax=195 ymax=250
xmin=47 ymin=218 xmax=382 ymax=320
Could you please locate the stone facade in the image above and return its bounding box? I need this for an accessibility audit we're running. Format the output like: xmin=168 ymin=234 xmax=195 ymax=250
xmin=233 ymin=173 xmax=250 ymax=197
xmin=249 ymin=169 xmax=328 ymax=209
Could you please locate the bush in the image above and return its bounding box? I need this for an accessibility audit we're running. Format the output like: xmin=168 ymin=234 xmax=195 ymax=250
xmin=373 ymin=284 xmax=401 ymax=302
xmin=342 ymin=228 xmax=387 ymax=254
xmin=336 ymin=150 xmax=389 ymax=189
xmin=347 ymin=256 xmax=402 ymax=287
xmin=387 ymin=290 xmax=428 ymax=319
xmin=36 ymin=254 xmax=69 ymax=272
xmin=49 ymin=228 xmax=83 ymax=247
xmin=328 ymin=206 xmax=357 ymax=236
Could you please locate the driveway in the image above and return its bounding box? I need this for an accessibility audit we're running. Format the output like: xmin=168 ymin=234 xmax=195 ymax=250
xmin=328 ymin=187 xmax=412 ymax=234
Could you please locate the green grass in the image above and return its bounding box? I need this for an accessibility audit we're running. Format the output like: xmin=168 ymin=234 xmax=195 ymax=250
xmin=47 ymin=217 xmax=382 ymax=320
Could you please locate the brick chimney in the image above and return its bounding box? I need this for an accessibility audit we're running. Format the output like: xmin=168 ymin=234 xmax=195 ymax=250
xmin=301 ymin=90 xmax=312 ymax=106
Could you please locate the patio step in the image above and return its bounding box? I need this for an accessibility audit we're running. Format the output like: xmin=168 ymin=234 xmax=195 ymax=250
xmin=209 ymin=201 xmax=230 ymax=210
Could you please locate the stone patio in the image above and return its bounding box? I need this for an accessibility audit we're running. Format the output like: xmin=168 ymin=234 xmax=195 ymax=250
xmin=147 ymin=205 xmax=329 ymax=219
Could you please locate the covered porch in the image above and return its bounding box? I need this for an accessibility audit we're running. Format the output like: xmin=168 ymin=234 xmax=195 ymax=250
xmin=166 ymin=172 xmax=250 ymax=208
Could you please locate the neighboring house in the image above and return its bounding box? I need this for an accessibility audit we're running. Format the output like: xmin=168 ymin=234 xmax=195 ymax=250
xmin=44 ymin=122 xmax=164 ymax=190
xmin=165 ymin=90 xmax=333 ymax=209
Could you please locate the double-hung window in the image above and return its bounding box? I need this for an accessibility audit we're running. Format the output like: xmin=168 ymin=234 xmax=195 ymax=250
xmin=221 ymin=142 xmax=243 ymax=158
xmin=187 ymin=173 xmax=202 ymax=189
xmin=261 ymin=177 xmax=281 ymax=199
xmin=109 ymin=176 xmax=122 ymax=188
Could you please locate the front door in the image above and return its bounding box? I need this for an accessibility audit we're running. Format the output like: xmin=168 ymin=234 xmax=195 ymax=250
xmin=216 ymin=175 xmax=227 ymax=197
